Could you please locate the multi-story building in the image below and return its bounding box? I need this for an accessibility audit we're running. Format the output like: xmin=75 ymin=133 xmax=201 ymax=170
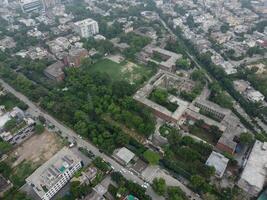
xmin=73 ymin=18 xmax=99 ymax=38
xmin=20 ymin=0 xmax=44 ymax=13
xmin=63 ymin=47 xmax=88 ymax=67
xmin=44 ymin=61 xmax=65 ymax=82
xmin=42 ymin=0 xmax=61 ymax=9
xmin=238 ymin=140 xmax=267 ymax=197
xmin=26 ymin=147 xmax=82 ymax=200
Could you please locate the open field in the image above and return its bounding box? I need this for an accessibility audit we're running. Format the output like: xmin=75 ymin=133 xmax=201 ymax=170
xmin=89 ymin=59 xmax=153 ymax=84
xmin=8 ymin=130 xmax=64 ymax=168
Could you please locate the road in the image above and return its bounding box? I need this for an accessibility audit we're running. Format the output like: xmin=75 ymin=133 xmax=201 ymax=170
xmin=158 ymin=18 xmax=212 ymax=83
xmin=0 ymin=79 xmax=201 ymax=200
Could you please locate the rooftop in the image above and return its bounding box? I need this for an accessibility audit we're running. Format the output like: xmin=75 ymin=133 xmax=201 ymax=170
xmin=26 ymin=147 xmax=82 ymax=198
xmin=115 ymin=147 xmax=135 ymax=165
xmin=206 ymin=151 xmax=229 ymax=178
xmin=238 ymin=140 xmax=267 ymax=194
xmin=44 ymin=61 xmax=64 ymax=78
xmin=74 ymin=18 xmax=98 ymax=26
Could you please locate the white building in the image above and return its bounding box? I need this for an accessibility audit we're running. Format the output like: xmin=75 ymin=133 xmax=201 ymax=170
xmin=245 ymin=90 xmax=265 ymax=103
xmin=238 ymin=140 xmax=267 ymax=197
xmin=205 ymin=151 xmax=229 ymax=178
xmin=73 ymin=18 xmax=99 ymax=38
xmin=114 ymin=147 xmax=135 ymax=166
xmin=26 ymin=147 xmax=82 ymax=200
xmin=20 ymin=0 xmax=44 ymax=13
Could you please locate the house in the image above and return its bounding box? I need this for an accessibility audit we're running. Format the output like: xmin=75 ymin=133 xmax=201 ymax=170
xmin=44 ymin=61 xmax=65 ymax=82
xmin=63 ymin=48 xmax=88 ymax=67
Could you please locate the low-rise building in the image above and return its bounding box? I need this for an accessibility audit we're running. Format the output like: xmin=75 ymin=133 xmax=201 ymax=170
xmin=63 ymin=47 xmax=88 ymax=67
xmin=245 ymin=90 xmax=265 ymax=103
xmin=238 ymin=140 xmax=267 ymax=197
xmin=206 ymin=151 xmax=229 ymax=178
xmin=20 ymin=0 xmax=44 ymax=13
xmin=26 ymin=147 xmax=83 ymax=200
xmin=44 ymin=61 xmax=65 ymax=82
xmin=113 ymin=147 xmax=135 ymax=166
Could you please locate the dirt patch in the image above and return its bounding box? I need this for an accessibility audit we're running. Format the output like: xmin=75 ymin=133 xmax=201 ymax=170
xmin=8 ymin=130 xmax=63 ymax=168
xmin=121 ymin=62 xmax=139 ymax=73
xmin=107 ymin=54 xmax=125 ymax=63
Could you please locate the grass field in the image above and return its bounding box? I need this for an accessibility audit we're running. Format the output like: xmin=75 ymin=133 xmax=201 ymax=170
xmin=88 ymin=59 xmax=153 ymax=84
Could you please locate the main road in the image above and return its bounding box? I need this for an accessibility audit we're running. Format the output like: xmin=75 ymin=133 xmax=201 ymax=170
xmin=0 ymin=78 xmax=201 ymax=200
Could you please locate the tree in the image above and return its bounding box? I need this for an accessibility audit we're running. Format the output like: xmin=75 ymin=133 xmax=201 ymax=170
xmin=220 ymin=23 xmax=230 ymax=33
xmin=239 ymin=132 xmax=254 ymax=145
xmin=152 ymin=178 xmax=166 ymax=196
xmin=143 ymin=150 xmax=160 ymax=165
xmin=4 ymin=118 xmax=17 ymax=131
xmin=190 ymin=175 xmax=210 ymax=193
xmin=176 ymin=58 xmax=190 ymax=70
xmin=191 ymin=69 xmax=206 ymax=83
xmin=167 ymin=186 xmax=187 ymax=200
xmin=35 ymin=123 xmax=45 ymax=134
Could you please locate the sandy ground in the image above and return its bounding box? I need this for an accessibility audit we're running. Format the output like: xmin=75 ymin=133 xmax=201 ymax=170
xmin=9 ymin=130 xmax=63 ymax=168
xmin=107 ymin=54 xmax=125 ymax=63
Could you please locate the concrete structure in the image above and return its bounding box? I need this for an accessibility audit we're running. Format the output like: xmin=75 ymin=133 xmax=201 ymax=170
xmin=137 ymin=46 xmax=182 ymax=72
xmin=0 ymin=174 xmax=12 ymax=197
xmin=20 ymin=0 xmax=44 ymax=13
xmin=44 ymin=61 xmax=65 ymax=82
xmin=114 ymin=147 xmax=135 ymax=166
xmin=73 ymin=18 xmax=99 ymax=38
xmin=42 ymin=0 xmax=61 ymax=9
xmin=63 ymin=47 xmax=88 ymax=67
xmin=26 ymin=147 xmax=82 ymax=200
xmin=183 ymin=88 xmax=245 ymax=154
xmin=245 ymin=90 xmax=265 ymax=103
xmin=206 ymin=151 xmax=229 ymax=178
xmin=134 ymin=71 xmax=190 ymax=123
xmin=238 ymin=140 xmax=267 ymax=197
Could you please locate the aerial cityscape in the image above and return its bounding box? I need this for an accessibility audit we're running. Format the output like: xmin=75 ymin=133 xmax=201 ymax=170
xmin=0 ymin=0 xmax=266 ymax=200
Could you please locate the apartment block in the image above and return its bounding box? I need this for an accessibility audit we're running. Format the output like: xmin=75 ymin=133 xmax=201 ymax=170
xmin=73 ymin=18 xmax=99 ymax=38
xmin=26 ymin=147 xmax=82 ymax=200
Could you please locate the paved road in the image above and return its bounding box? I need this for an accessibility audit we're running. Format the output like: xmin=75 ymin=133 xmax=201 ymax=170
xmin=0 ymin=79 xmax=201 ymax=200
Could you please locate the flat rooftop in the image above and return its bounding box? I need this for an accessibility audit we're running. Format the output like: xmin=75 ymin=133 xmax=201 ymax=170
xmin=26 ymin=147 xmax=81 ymax=198
xmin=0 ymin=112 xmax=10 ymax=129
xmin=44 ymin=61 xmax=64 ymax=77
xmin=206 ymin=151 xmax=229 ymax=178
xmin=238 ymin=140 xmax=267 ymax=192
xmin=115 ymin=147 xmax=135 ymax=164
xmin=74 ymin=18 xmax=97 ymax=26
xmin=133 ymin=71 xmax=190 ymax=122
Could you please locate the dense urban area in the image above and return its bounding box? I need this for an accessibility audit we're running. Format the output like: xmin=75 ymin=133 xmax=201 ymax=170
xmin=0 ymin=0 xmax=266 ymax=200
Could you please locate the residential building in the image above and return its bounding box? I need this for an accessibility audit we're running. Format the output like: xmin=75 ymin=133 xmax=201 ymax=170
xmin=63 ymin=47 xmax=88 ymax=67
xmin=245 ymin=90 xmax=265 ymax=103
xmin=20 ymin=0 xmax=44 ymax=13
xmin=238 ymin=140 xmax=267 ymax=197
xmin=73 ymin=18 xmax=99 ymax=38
xmin=42 ymin=0 xmax=61 ymax=9
xmin=26 ymin=147 xmax=82 ymax=200
xmin=44 ymin=61 xmax=65 ymax=82
xmin=206 ymin=151 xmax=229 ymax=178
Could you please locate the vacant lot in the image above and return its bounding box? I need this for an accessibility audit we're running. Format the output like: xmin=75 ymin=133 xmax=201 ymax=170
xmin=8 ymin=130 xmax=64 ymax=168
xmin=89 ymin=59 xmax=153 ymax=84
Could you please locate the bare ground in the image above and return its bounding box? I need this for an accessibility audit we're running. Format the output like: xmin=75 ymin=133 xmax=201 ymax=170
xmin=8 ymin=130 xmax=63 ymax=168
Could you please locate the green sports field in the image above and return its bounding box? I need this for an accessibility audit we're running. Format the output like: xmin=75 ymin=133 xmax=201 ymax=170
xmin=88 ymin=59 xmax=153 ymax=84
